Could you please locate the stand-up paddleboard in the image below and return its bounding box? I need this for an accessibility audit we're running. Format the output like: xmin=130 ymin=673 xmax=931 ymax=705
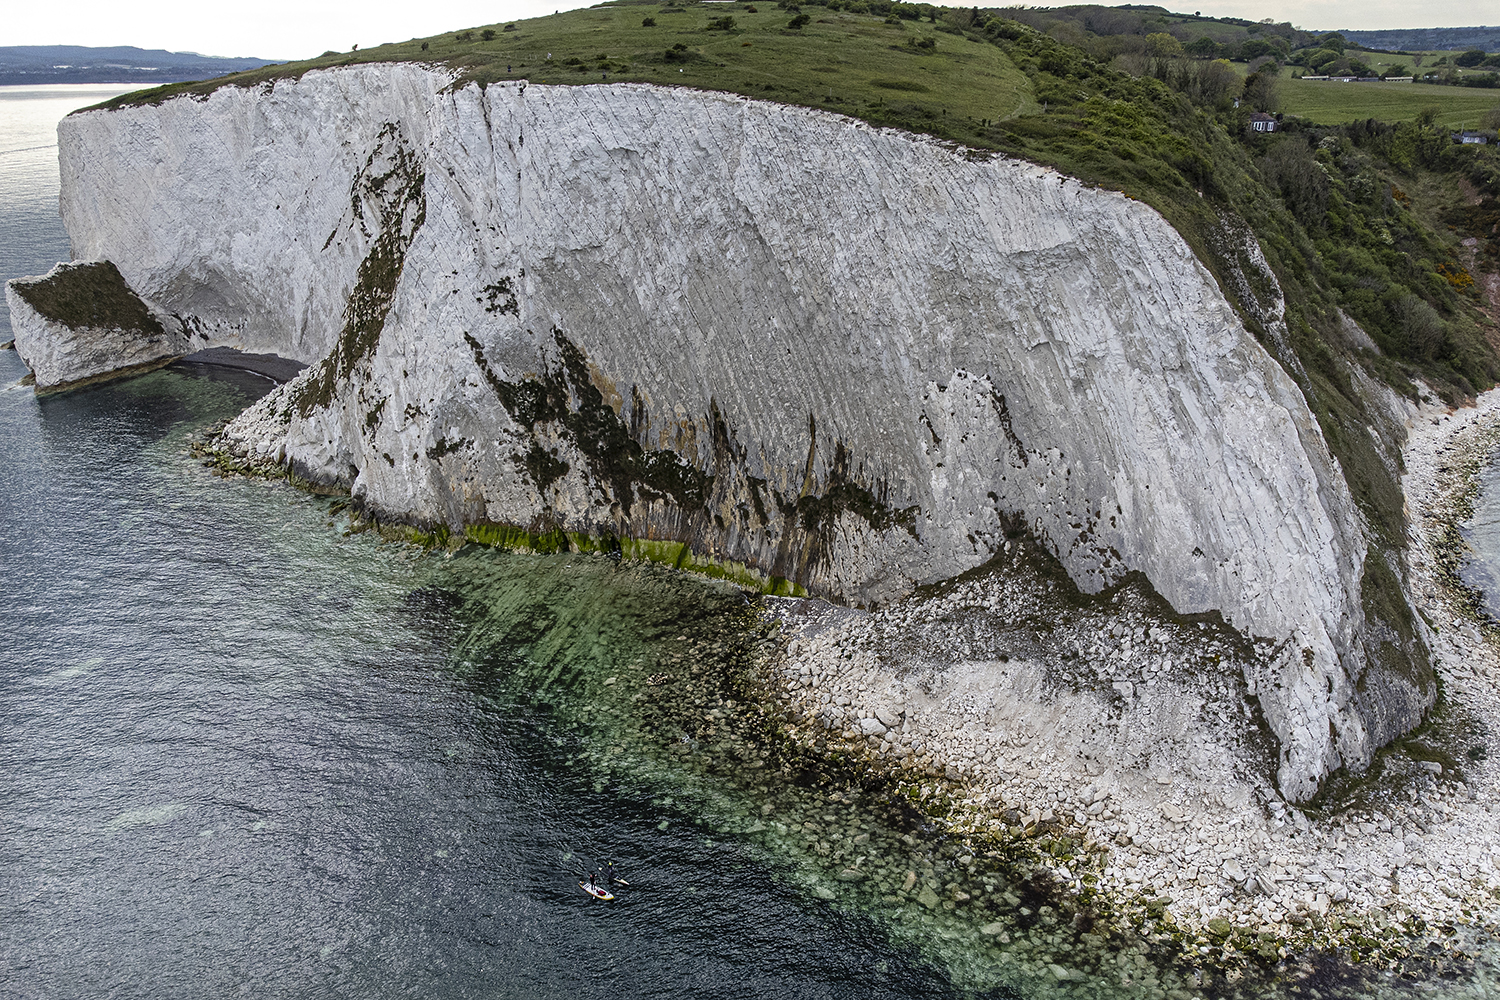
xmin=581 ymin=881 xmax=614 ymax=900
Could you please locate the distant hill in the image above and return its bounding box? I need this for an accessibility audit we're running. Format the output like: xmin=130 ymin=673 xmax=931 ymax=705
xmin=0 ymin=46 xmax=277 ymax=86
xmin=1336 ymin=27 xmax=1500 ymax=53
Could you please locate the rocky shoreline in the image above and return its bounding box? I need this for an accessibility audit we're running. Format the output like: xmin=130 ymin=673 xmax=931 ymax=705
xmin=762 ymin=388 xmax=1500 ymax=969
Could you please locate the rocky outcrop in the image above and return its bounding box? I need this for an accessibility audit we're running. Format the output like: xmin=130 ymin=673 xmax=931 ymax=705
xmin=36 ymin=64 xmax=1431 ymax=800
xmin=5 ymin=260 xmax=186 ymax=390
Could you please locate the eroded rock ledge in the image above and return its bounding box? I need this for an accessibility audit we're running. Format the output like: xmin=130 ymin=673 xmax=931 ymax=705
xmin=5 ymin=260 xmax=185 ymax=390
xmin=25 ymin=65 xmax=1433 ymax=801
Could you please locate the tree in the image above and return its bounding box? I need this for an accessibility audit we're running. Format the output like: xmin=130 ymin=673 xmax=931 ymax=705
xmin=1309 ymin=49 xmax=1340 ymax=71
xmin=1384 ymin=64 xmax=1408 ymax=78
xmin=1193 ymin=58 xmax=1240 ymax=107
xmin=480 ymin=28 xmax=496 ymax=41
xmin=1391 ymin=293 xmax=1446 ymax=359
xmin=1186 ymin=36 xmax=1221 ymax=58
xmin=1259 ymin=139 xmax=1328 ymax=224
xmin=1146 ymin=32 xmax=1183 ymax=58
xmin=1457 ymin=49 xmax=1487 ymax=67
xmin=1317 ymin=32 xmax=1345 ymax=54
xmin=1243 ymin=69 xmax=1282 ymax=111
xmin=1240 ymin=38 xmax=1272 ymax=60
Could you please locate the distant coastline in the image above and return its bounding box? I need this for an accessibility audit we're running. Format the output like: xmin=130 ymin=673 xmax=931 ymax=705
xmin=0 ymin=45 xmax=276 ymax=87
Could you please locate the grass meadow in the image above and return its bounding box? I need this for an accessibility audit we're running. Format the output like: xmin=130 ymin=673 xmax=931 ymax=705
xmin=102 ymin=3 xmax=1035 ymax=126
xmin=1279 ymin=79 xmax=1498 ymax=128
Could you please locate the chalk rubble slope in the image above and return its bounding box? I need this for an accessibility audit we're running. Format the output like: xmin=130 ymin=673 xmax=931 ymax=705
xmin=45 ymin=65 xmax=1425 ymax=799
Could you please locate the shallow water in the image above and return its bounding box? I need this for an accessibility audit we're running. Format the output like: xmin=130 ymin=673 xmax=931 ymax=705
xmin=1461 ymin=455 xmax=1500 ymax=621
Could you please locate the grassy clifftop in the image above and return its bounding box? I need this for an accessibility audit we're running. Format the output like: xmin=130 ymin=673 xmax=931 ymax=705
xmin=94 ymin=1 xmax=1034 ymax=132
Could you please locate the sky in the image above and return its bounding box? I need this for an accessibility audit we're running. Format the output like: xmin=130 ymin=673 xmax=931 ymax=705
xmin=5 ymin=0 xmax=1500 ymax=62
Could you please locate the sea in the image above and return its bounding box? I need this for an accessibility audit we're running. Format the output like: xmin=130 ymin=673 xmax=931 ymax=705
xmin=0 ymin=84 xmax=1494 ymax=1000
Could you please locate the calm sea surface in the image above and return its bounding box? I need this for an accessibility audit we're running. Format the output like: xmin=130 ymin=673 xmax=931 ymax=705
xmin=3 ymin=85 xmax=1496 ymax=1000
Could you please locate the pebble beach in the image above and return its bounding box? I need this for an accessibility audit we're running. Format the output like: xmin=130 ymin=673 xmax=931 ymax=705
xmin=765 ymin=388 xmax=1500 ymax=966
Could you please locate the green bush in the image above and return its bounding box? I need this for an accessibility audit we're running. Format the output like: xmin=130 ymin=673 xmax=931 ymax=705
xmin=788 ymin=13 xmax=811 ymax=28
xmin=707 ymin=15 xmax=737 ymax=30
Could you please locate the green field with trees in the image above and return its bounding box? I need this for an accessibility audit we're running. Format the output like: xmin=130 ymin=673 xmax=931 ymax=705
xmin=1279 ymin=78 xmax=1498 ymax=128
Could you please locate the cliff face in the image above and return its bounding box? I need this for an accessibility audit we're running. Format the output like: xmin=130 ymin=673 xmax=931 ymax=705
xmin=47 ymin=64 xmax=1430 ymax=800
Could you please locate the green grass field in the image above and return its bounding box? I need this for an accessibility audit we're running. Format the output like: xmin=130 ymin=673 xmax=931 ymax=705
xmin=101 ymin=2 xmax=1035 ymax=127
xmin=1279 ymin=77 xmax=1498 ymax=128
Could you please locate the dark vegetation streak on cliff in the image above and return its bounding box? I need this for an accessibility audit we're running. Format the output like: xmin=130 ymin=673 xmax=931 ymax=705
xmin=462 ymin=328 xmax=927 ymax=599
xmin=295 ymin=123 xmax=426 ymax=418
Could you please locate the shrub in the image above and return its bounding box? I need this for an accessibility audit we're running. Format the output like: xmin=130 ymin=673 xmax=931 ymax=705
xmin=642 ymin=16 xmax=657 ymax=26
xmin=1391 ymin=292 xmax=1447 ymax=359
xmin=707 ymin=15 xmax=737 ymax=30
xmin=1456 ymin=49 xmax=1487 ymax=68
xmin=454 ymin=31 xmax=473 ymax=42
xmin=481 ymin=28 xmax=497 ymax=41
xmin=788 ymin=13 xmax=811 ymax=28
xmin=664 ymin=42 xmax=691 ymax=62
xmin=503 ymin=23 xmax=517 ymax=31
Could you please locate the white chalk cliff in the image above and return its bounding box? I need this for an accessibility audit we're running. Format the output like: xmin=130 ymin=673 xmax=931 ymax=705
xmin=39 ymin=64 xmax=1431 ymax=800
